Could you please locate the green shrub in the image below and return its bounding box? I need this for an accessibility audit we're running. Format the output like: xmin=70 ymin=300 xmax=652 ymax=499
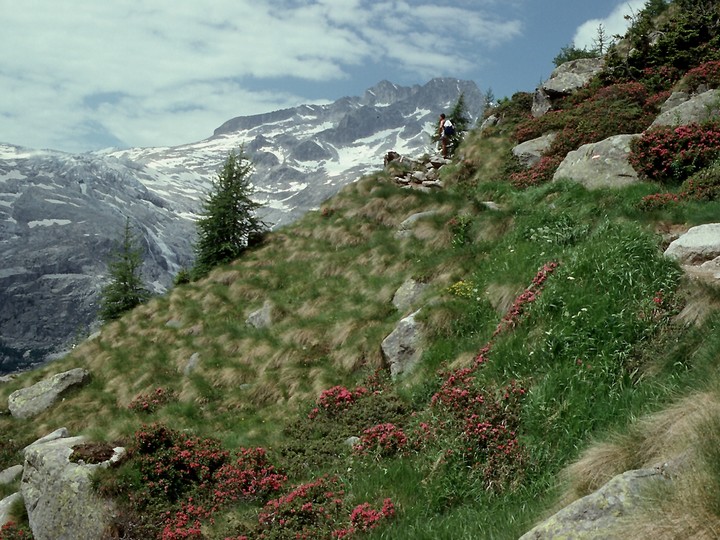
xmin=553 ymin=45 xmax=600 ymax=67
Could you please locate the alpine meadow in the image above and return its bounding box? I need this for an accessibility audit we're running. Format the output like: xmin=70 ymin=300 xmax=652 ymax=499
xmin=3 ymin=1 xmax=720 ymax=539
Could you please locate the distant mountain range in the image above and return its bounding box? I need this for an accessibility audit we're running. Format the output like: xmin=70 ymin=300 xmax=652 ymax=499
xmin=0 ymin=78 xmax=484 ymax=374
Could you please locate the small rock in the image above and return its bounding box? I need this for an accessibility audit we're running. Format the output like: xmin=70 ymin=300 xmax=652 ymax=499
xmin=0 ymin=465 xmax=23 ymax=485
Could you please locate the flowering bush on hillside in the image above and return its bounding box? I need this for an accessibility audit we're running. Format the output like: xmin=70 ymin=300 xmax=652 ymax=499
xmin=253 ymin=476 xmax=395 ymax=539
xmin=629 ymin=122 xmax=720 ymax=184
xmin=121 ymin=424 xmax=289 ymax=539
xmin=0 ymin=521 xmax=31 ymax=539
xmin=510 ymin=82 xmax=665 ymax=188
xmin=308 ymin=385 xmax=370 ymax=419
xmin=680 ymin=60 xmax=720 ymax=91
xmin=354 ymin=423 xmax=408 ymax=458
xmin=636 ymin=158 xmax=720 ymax=209
xmin=128 ymin=387 xmax=177 ymax=414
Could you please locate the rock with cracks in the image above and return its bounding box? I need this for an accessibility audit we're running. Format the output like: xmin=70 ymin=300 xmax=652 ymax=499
xmin=381 ymin=309 xmax=424 ymax=379
xmin=553 ymin=134 xmax=641 ymax=189
xmin=519 ymin=467 xmax=670 ymax=539
xmin=8 ymin=368 xmax=90 ymax=419
xmin=22 ymin=435 xmax=124 ymax=540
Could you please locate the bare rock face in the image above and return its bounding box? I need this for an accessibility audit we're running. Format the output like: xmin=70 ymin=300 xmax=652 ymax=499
xmin=532 ymin=58 xmax=605 ymax=117
xmin=652 ymin=89 xmax=720 ymax=128
xmin=392 ymin=279 xmax=429 ymax=313
xmin=512 ymin=133 xmax=558 ymax=168
xmin=0 ymin=493 xmax=22 ymax=527
xmin=22 ymin=435 xmax=124 ymax=540
xmin=381 ymin=309 xmax=423 ymax=379
xmin=665 ymin=224 xmax=720 ymax=282
xmin=246 ymin=300 xmax=274 ymax=329
xmin=553 ymin=134 xmax=641 ymax=189
xmin=519 ymin=467 xmax=670 ymax=539
xmin=8 ymin=368 xmax=90 ymax=419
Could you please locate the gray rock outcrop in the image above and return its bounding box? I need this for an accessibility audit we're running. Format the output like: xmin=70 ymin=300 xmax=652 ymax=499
xmin=543 ymin=58 xmax=606 ymax=96
xmin=0 ymin=465 xmax=23 ymax=485
xmin=394 ymin=210 xmax=440 ymax=240
xmin=532 ymin=58 xmax=605 ymax=117
xmin=553 ymin=134 xmax=641 ymax=189
xmin=651 ymin=89 xmax=720 ymax=128
xmin=22 ymin=435 xmax=123 ymax=540
xmin=0 ymin=493 xmax=22 ymax=528
xmin=664 ymin=223 xmax=720 ymax=267
xmin=246 ymin=300 xmax=274 ymax=329
xmin=659 ymin=91 xmax=690 ymax=113
xmin=392 ymin=279 xmax=429 ymax=313
xmin=8 ymin=368 xmax=90 ymax=419
xmin=381 ymin=309 xmax=424 ymax=379
xmin=513 ymin=133 xmax=558 ymax=168
xmin=520 ymin=467 xmax=669 ymax=539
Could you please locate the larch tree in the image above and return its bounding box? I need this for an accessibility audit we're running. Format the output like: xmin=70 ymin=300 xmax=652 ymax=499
xmin=99 ymin=217 xmax=151 ymax=322
xmin=191 ymin=148 xmax=268 ymax=280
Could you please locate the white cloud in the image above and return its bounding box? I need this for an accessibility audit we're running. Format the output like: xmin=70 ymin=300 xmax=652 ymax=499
xmin=1 ymin=0 xmax=521 ymax=152
xmin=573 ymin=0 xmax=647 ymax=51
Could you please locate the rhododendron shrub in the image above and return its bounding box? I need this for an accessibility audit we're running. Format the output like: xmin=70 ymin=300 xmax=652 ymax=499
xmin=308 ymin=385 xmax=370 ymax=419
xmin=0 ymin=521 xmax=31 ymax=540
xmin=128 ymin=386 xmax=177 ymax=414
xmin=510 ymin=82 xmax=666 ymax=188
xmin=116 ymin=424 xmax=288 ymax=539
xmin=135 ymin=424 xmax=229 ymax=502
xmin=630 ymin=122 xmax=720 ymax=184
xmin=250 ymin=476 xmax=394 ymax=539
xmin=680 ymin=60 xmax=720 ymax=91
xmin=354 ymin=423 xmax=408 ymax=458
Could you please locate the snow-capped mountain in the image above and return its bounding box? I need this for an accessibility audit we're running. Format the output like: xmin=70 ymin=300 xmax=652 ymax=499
xmin=0 ymin=78 xmax=483 ymax=374
xmin=108 ymin=78 xmax=483 ymax=228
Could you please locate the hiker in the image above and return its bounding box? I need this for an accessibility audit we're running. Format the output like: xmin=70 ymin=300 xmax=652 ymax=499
xmin=438 ymin=113 xmax=454 ymax=158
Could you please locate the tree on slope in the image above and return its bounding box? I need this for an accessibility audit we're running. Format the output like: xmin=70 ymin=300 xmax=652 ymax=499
xmin=447 ymin=93 xmax=472 ymax=156
xmin=99 ymin=217 xmax=151 ymax=322
xmin=191 ymin=148 xmax=268 ymax=279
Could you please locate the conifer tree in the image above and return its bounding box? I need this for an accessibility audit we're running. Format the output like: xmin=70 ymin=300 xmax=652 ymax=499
xmin=447 ymin=93 xmax=471 ymax=156
xmin=99 ymin=217 xmax=150 ymax=322
xmin=191 ymin=148 xmax=268 ymax=279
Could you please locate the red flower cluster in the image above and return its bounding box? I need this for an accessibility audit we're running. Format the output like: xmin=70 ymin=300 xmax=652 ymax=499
xmin=132 ymin=424 xmax=287 ymax=539
xmin=212 ymin=448 xmax=287 ymax=504
xmin=0 ymin=521 xmax=31 ymax=539
xmin=308 ymin=385 xmax=369 ymax=419
xmin=428 ymin=372 xmax=527 ymax=491
xmin=354 ymin=423 xmax=408 ymax=458
xmin=128 ymin=387 xmax=177 ymax=414
xmin=494 ymin=262 xmax=559 ymax=337
xmin=510 ymin=155 xmax=564 ymax=189
xmin=254 ymin=476 xmax=394 ymax=539
xmin=682 ymin=60 xmax=720 ymax=91
xmin=135 ymin=424 xmax=229 ymax=501
xmin=347 ymin=499 xmax=395 ymax=533
xmin=162 ymin=499 xmax=208 ymax=540
xmin=629 ymin=122 xmax=720 ymax=183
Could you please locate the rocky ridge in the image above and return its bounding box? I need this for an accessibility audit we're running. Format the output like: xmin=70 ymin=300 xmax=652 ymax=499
xmin=0 ymin=78 xmax=483 ymax=374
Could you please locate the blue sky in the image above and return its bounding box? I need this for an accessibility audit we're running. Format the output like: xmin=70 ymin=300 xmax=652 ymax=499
xmin=1 ymin=0 xmax=646 ymax=153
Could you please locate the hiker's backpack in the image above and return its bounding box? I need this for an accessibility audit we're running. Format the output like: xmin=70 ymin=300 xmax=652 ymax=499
xmin=443 ymin=120 xmax=455 ymax=137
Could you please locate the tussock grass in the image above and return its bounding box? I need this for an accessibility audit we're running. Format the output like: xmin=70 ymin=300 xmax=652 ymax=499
xmin=562 ymin=389 xmax=720 ymax=539
xmin=4 ymin=61 xmax=720 ymax=539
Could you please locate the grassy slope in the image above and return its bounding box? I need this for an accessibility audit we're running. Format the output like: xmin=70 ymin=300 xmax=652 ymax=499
xmin=2 ymin=132 xmax=720 ymax=537
xmin=3 ymin=13 xmax=720 ymax=539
